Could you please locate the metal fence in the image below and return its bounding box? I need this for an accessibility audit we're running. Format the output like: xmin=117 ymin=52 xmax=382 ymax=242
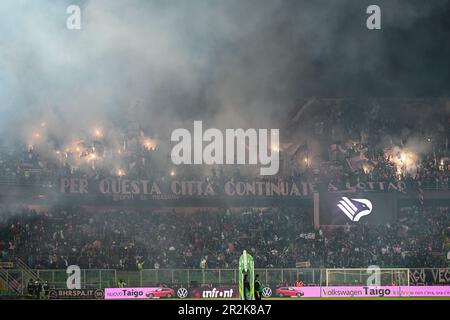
xmin=36 ymin=269 xmax=116 ymax=289
xmin=1 ymin=268 xmax=325 ymax=291
xmin=0 ymin=269 xmax=116 ymax=294
xmin=140 ymin=268 xmax=325 ymax=287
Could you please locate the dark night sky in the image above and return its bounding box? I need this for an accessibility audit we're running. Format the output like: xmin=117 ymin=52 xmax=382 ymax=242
xmin=266 ymin=0 xmax=450 ymax=97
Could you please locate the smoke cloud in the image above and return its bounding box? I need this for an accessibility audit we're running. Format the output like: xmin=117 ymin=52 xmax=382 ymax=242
xmin=0 ymin=0 xmax=449 ymax=154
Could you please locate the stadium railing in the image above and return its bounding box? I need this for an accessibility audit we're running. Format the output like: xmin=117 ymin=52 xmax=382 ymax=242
xmin=36 ymin=269 xmax=116 ymax=289
xmin=0 ymin=268 xmax=326 ymax=289
xmin=139 ymin=268 xmax=325 ymax=287
xmin=0 ymin=269 xmax=116 ymax=292
xmin=1 ymin=268 xmax=449 ymax=289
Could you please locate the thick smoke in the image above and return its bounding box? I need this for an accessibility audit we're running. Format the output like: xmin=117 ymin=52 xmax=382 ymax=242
xmin=0 ymin=0 xmax=449 ymax=156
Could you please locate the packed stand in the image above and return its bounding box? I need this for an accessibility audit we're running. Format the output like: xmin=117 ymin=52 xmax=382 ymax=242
xmin=0 ymin=205 xmax=449 ymax=270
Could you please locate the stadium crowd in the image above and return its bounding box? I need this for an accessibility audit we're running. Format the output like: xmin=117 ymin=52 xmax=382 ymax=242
xmin=0 ymin=99 xmax=449 ymax=190
xmin=0 ymin=205 xmax=449 ymax=270
xmin=0 ymin=99 xmax=449 ymax=271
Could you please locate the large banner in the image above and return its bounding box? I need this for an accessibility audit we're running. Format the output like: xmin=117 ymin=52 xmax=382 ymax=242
xmin=321 ymin=286 xmax=450 ymax=298
xmin=58 ymin=177 xmax=310 ymax=206
xmin=274 ymin=286 xmax=450 ymax=298
xmin=104 ymin=287 xmax=175 ymax=299
xmin=104 ymin=286 xmax=235 ymax=299
xmin=57 ymin=177 xmax=407 ymax=206
xmin=60 ymin=177 xmax=308 ymax=198
xmin=409 ymin=268 xmax=450 ymax=285
xmin=103 ymin=285 xmax=450 ymax=299
xmin=318 ymin=192 xmax=397 ymax=225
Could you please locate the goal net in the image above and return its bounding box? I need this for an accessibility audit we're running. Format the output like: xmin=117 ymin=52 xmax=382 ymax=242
xmin=325 ymin=268 xmax=410 ymax=287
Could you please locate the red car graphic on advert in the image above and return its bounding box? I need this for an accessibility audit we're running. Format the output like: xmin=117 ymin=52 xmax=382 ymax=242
xmin=276 ymin=287 xmax=305 ymax=297
xmin=146 ymin=287 xmax=175 ymax=298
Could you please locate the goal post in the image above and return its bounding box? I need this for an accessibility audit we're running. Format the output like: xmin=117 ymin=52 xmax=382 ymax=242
xmin=325 ymin=268 xmax=410 ymax=288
